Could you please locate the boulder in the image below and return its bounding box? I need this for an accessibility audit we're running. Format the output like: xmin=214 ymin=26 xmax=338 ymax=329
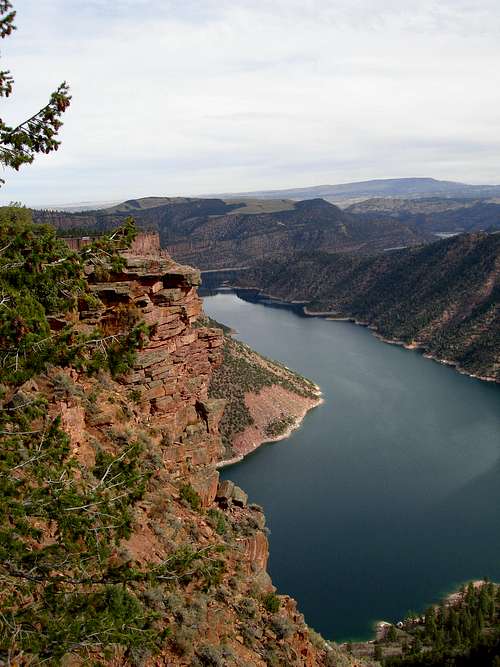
xmin=216 ymin=479 xmax=234 ymax=502
xmin=231 ymin=485 xmax=248 ymax=507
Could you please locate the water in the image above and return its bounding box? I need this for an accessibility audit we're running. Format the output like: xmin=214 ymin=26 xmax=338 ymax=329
xmin=203 ymin=290 xmax=500 ymax=642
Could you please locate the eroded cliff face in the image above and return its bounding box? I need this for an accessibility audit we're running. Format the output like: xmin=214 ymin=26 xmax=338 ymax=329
xmin=41 ymin=235 xmax=355 ymax=666
xmin=84 ymin=243 xmax=225 ymax=507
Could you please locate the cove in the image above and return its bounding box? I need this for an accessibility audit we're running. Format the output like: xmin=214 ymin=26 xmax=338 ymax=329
xmin=202 ymin=290 xmax=500 ymax=643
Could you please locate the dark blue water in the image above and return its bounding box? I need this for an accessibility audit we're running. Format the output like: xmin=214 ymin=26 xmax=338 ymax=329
xmin=203 ymin=291 xmax=500 ymax=642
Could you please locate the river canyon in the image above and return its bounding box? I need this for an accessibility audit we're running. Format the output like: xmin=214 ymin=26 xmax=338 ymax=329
xmin=203 ymin=290 xmax=500 ymax=642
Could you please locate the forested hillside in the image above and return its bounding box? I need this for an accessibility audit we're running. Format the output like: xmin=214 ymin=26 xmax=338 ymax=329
xmin=230 ymin=233 xmax=500 ymax=382
xmin=347 ymin=198 xmax=500 ymax=235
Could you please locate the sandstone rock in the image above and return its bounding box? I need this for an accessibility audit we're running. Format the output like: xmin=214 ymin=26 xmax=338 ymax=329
xmin=242 ymin=531 xmax=269 ymax=573
xmin=216 ymin=479 xmax=234 ymax=502
xmin=123 ymin=369 xmax=145 ymax=384
xmin=191 ymin=467 xmax=220 ymax=507
xmin=150 ymin=280 xmax=164 ymax=293
xmin=91 ymin=282 xmax=134 ymax=299
xmin=154 ymin=288 xmax=183 ymax=303
xmin=253 ymin=569 xmax=274 ymax=594
xmin=232 ymin=485 xmax=248 ymax=507
xmin=250 ymin=509 xmax=266 ymax=530
xmin=145 ymin=386 xmax=166 ymax=401
xmin=134 ymin=348 xmax=171 ymax=370
xmin=198 ymin=398 xmax=226 ymax=434
xmin=154 ymin=395 xmax=174 ymax=411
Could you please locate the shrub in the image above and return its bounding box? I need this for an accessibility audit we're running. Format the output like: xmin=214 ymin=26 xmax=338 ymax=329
xmin=179 ymin=483 xmax=201 ymax=511
xmin=129 ymin=388 xmax=142 ymax=403
xmin=171 ymin=626 xmax=196 ymax=656
xmin=207 ymin=508 xmax=228 ymax=535
xmin=269 ymin=614 xmax=294 ymax=639
xmin=194 ymin=644 xmax=225 ymax=667
xmin=265 ymin=414 xmax=295 ymax=438
xmin=237 ymin=597 xmax=258 ymax=619
xmin=262 ymin=592 xmax=280 ymax=613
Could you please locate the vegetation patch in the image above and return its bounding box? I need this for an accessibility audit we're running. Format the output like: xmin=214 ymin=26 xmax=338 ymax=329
xmin=242 ymin=232 xmax=500 ymax=382
xmin=265 ymin=413 xmax=296 ymax=438
xmin=179 ymin=483 xmax=202 ymax=512
xmin=262 ymin=592 xmax=281 ymax=613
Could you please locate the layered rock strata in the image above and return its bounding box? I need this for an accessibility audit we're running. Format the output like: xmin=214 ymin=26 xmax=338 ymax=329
xmin=81 ymin=238 xmax=225 ymax=506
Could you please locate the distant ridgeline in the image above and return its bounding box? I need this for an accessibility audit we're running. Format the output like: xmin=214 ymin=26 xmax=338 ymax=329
xmin=33 ymin=196 xmax=432 ymax=269
xmin=225 ymin=232 xmax=500 ymax=383
xmin=34 ymin=193 xmax=500 ymax=273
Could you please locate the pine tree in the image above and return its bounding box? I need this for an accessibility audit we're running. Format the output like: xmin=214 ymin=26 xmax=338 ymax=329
xmin=424 ymin=605 xmax=437 ymax=640
xmin=450 ymin=626 xmax=461 ymax=648
xmin=0 ymin=1 xmax=70 ymax=185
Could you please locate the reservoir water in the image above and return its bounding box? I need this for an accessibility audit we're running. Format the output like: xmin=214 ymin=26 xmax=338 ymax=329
xmin=203 ymin=290 xmax=500 ymax=642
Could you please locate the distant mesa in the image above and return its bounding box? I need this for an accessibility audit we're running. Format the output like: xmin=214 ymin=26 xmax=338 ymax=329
xmin=40 ymin=177 xmax=500 ymax=213
xmin=210 ymin=177 xmax=500 ymax=207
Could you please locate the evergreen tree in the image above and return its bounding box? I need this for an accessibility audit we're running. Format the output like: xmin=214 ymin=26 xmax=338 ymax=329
xmin=0 ymin=2 xmax=70 ymax=184
xmin=450 ymin=626 xmax=461 ymax=648
xmin=425 ymin=606 xmax=437 ymax=640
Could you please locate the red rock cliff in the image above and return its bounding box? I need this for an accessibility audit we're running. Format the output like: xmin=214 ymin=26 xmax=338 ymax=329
xmin=42 ymin=241 xmax=358 ymax=666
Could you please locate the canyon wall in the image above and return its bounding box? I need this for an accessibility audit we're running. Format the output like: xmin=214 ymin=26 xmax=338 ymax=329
xmin=45 ymin=234 xmax=352 ymax=665
xmin=225 ymin=233 xmax=500 ymax=383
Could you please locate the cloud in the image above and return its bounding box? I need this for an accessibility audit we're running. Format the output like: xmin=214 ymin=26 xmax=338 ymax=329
xmin=1 ymin=0 xmax=500 ymax=205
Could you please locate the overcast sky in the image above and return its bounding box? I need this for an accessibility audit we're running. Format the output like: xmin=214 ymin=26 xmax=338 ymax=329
xmin=1 ymin=0 xmax=500 ymax=206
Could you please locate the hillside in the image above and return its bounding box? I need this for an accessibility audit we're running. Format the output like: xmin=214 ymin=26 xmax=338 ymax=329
xmin=227 ymin=233 xmax=500 ymax=382
xmin=0 ymin=209 xmax=357 ymax=666
xmin=347 ymin=198 xmax=500 ymax=235
xmin=33 ymin=197 xmax=429 ymax=270
xmin=206 ymin=318 xmax=321 ymax=462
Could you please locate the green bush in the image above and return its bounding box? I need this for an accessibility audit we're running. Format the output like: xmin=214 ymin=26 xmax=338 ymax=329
xmin=262 ymin=592 xmax=280 ymax=613
xmin=269 ymin=614 xmax=294 ymax=639
xmin=179 ymin=483 xmax=201 ymax=512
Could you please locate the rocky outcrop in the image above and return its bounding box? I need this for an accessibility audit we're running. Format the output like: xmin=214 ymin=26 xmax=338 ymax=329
xmin=65 ymin=231 xmax=162 ymax=254
xmin=79 ymin=238 xmax=226 ymax=508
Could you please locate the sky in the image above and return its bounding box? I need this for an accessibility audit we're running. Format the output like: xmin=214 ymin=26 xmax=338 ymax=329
xmin=1 ymin=0 xmax=500 ymax=206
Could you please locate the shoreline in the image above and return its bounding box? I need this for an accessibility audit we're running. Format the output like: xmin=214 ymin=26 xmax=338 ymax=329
xmin=206 ymin=286 xmax=498 ymax=384
xmin=371 ymin=332 xmax=499 ymax=383
xmin=308 ymin=307 xmax=499 ymax=384
xmin=217 ymin=383 xmax=324 ymax=469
